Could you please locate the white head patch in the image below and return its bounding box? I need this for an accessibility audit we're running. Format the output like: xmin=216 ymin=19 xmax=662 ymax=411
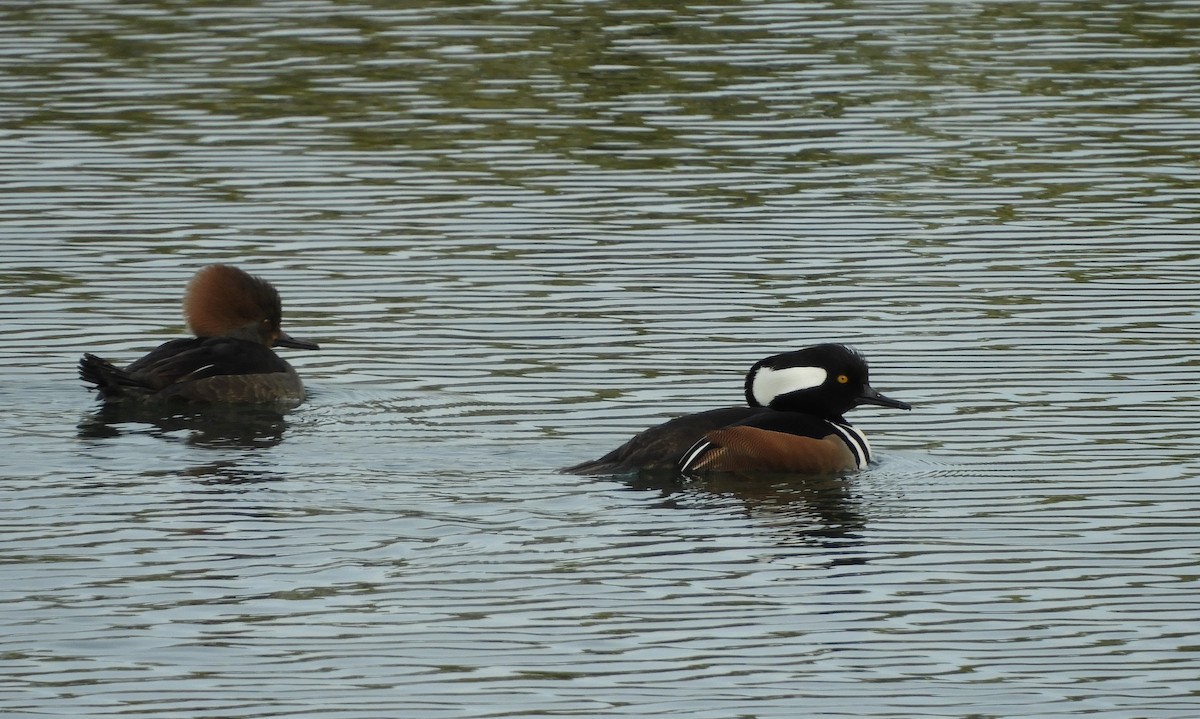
xmin=751 ymin=365 xmax=827 ymax=406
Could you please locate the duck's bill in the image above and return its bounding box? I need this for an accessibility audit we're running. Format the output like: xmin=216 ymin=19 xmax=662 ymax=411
xmin=274 ymin=331 xmax=320 ymax=350
xmin=857 ymin=386 xmax=911 ymax=411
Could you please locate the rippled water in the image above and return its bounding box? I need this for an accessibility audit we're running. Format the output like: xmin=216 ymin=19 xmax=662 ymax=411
xmin=3 ymin=1 xmax=1200 ymax=717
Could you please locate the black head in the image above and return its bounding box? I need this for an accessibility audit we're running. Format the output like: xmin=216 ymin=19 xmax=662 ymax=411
xmin=743 ymin=343 xmax=910 ymax=420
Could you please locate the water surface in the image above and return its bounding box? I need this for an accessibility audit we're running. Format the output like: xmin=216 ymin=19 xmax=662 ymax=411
xmin=2 ymin=1 xmax=1199 ymax=717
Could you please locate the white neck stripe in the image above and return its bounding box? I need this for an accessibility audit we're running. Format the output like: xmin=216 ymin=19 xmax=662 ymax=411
xmin=826 ymin=422 xmax=871 ymax=469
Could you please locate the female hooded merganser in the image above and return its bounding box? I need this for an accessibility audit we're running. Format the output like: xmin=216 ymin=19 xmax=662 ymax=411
xmin=565 ymin=344 xmax=910 ymax=476
xmin=79 ymin=264 xmax=319 ymax=405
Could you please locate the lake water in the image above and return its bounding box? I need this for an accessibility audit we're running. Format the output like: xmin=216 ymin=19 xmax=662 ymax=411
xmin=2 ymin=1 xmax=1199 ymax=717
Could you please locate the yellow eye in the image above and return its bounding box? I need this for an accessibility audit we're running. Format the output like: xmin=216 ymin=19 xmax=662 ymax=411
xmin=836 ymin=374 xmax=849 ymax=384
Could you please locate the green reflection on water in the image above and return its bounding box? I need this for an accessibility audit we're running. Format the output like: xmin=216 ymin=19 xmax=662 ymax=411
xmin=2 ymin=0 xmax=1196 ymax=220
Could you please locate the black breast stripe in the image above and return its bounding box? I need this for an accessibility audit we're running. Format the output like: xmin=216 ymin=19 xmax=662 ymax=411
xmin=824 ymin=422 xmax=870 ymax=469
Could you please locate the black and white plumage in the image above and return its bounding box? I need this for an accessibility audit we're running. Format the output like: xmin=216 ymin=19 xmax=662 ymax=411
xmin=564 ymin=344 xmax=910 ymax=477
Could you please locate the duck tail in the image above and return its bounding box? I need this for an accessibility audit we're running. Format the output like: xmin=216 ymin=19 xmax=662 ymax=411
xmin=78 ymin=353 xmax=146 ymax=400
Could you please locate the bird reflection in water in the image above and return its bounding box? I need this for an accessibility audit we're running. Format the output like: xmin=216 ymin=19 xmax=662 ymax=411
xmin=622 ymin=469 xmax=867 ymax=557
xmin=78 ymin=402 xmax=290 ymax=451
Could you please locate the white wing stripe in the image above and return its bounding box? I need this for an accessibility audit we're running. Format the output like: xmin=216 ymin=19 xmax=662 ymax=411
xmin=678 ymin=439 xmax=713 ymax=473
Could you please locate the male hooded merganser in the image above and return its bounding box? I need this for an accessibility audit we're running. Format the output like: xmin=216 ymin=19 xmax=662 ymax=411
xmin=565 ymin=344 xmax=910 ymax=476
xmin=79 ymin=264 xmax=319 ymax=405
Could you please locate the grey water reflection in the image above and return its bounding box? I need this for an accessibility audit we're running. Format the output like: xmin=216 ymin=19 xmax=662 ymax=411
xmin=78 ymin=403 xmax=290 ymax=450
xmin=625 ymin=470 xmax=867 ymax=553
xmin=3 ymin=0 xmax=1200 ymax=718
